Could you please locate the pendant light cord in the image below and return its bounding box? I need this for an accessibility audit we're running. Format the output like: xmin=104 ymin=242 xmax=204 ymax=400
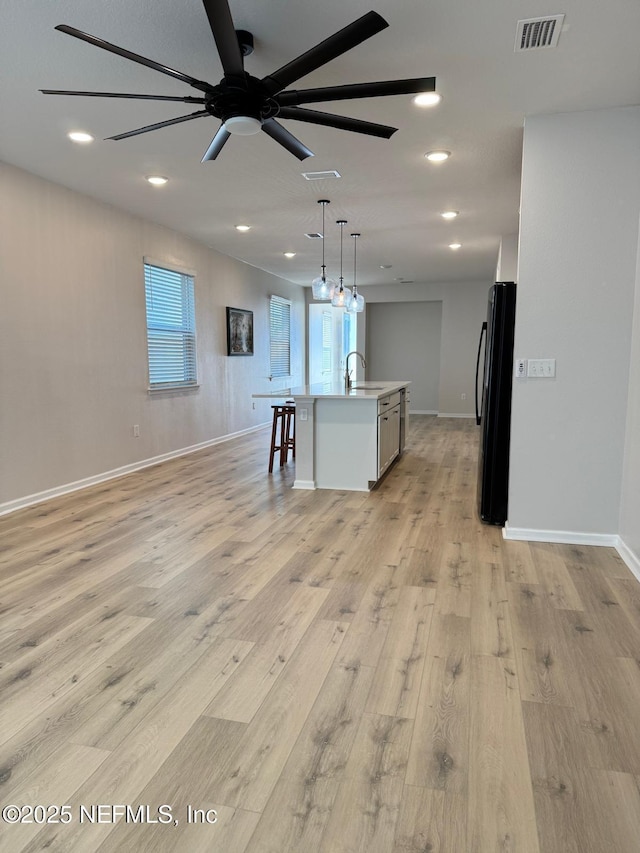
xmin=337 ymin=219 xmax=347 ymax=291
xmin=318 ymin=199 xmax=329 ymax=281
xmin=352 ymin=232 xmax=359 ymax=294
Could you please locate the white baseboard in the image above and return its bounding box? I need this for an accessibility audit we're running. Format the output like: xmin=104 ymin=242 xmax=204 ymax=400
xmin=0 ymin=422 xmax=270 ymax=517
xmin=502 ymin=525 xmax=618 ymax=547
xmin=616 ymin=536 xmax=640 ymax=583
xmin=410 ymin=410 xmax=438 ymax=415
xmin=503 ymin=525 xmax=640 ymax=585
xmin=292 ymin=479 xmax=317 ymax=490
xmin=437 ymin=412 xmax=476 ymax=419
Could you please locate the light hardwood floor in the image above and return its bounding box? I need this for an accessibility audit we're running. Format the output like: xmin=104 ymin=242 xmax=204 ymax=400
xmin=1 ymin=416 xmax=640 ymax=852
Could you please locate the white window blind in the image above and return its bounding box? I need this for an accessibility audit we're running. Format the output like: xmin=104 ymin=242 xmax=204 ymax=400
xmin=144 ymin=262 xmax=197 ymax=389
xmin=269 ymin=295 xmax=292 ymax=378
xmin=321 ymin=310 xmax=332 ymax=375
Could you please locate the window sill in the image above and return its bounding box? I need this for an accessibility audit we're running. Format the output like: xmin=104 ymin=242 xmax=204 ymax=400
xmin=147 ymin=383 xmax=200 ymax=395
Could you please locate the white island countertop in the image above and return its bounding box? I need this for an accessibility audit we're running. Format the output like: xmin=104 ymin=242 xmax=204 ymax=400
xmin=252 ymin=380 xmax=410 ymax=401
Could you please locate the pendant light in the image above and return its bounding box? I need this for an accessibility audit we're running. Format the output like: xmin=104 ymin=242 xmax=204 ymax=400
xmin=331 ymin=220 xmax=352 ymax=308
xmin=311 ymin=199 xmax=337 ymax=300
xmin=347 ymin=232 xmax=365 ymax=313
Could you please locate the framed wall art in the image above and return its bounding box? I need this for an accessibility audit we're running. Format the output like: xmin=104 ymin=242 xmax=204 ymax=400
xmin=226 ymin=307 xmax=254 ymax=356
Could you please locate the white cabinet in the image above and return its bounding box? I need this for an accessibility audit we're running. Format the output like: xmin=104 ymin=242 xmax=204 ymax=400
xmin=377 ymin=392 xmax=402 ymax=477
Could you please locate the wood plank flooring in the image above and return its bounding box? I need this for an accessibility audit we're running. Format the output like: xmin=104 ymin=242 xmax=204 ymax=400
xmin=1 ymin=416 xmax=640 ymax=852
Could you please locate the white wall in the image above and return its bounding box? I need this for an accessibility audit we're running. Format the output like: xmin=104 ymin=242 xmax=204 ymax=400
xmin=0 ymin=162 xmax=305 ymax=510
xmin=496 ymin=232 xmax=519 ymax=282
xmin=365 ymin=301 xmax=442 ymax=413
xmin=508 ymin=107 xmax=640 ymax=539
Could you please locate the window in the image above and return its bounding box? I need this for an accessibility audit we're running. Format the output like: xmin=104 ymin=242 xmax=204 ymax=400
xmin=321 ymin=310 xmax=332 ymax=375
xmin=144 ymin=261 xmax=197 ymax=389
xmin=269 ymin=295 xmax=292 ymax=378
xmin=342 ymin=311 xmax=357 ymax=362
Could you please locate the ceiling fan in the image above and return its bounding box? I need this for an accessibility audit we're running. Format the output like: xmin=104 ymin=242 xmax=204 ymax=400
xmin=41 ymin=0 xmax=436 ymax=162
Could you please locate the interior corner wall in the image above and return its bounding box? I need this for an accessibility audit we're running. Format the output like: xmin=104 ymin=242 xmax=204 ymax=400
xmin=508 ymin=106 xmax=640 ymax=536
xmin=0 ymin=162 xmax=305 ymax=509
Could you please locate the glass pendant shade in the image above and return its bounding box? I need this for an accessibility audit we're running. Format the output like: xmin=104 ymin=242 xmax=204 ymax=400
xmin=312 ymin=271 xmax=337 ymax=300
xmin=331 ymin=282 xmax=352 ymax=308
xmin=347 ymin=286 xmax=365 ymax=313
xmin=311 ymin=200 xmax=334 ymax=301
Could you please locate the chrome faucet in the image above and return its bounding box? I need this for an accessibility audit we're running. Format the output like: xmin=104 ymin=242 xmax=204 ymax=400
xmin=344 ymin=351 xmax=367 ymax=390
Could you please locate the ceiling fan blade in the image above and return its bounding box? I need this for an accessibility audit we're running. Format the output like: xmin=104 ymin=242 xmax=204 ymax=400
xmin=201 ymin=0 xmax=244 ymax=78
xmin=278 ymin=77 xmax=437 ymax=107
xmin=106 ymin=110 xmax=210 ymax=140
xmin=261 ymin=119 xmax=314 ymax=161
xmin=201 ymin=125 xmax=231 ymax=161
xmin=41 ymin=89 xmax=206 ymax=103
xmin=262 ymin=11 xmax=388 ymax=96
xmin=55 ymin=25 xmax=213 ymax=94
xmin=278 ymin=106 xmax=396 ymax=139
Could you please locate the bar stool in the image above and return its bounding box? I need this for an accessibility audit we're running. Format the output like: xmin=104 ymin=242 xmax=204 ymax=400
xmin=268 ymin=403 xmax=296 ymax=473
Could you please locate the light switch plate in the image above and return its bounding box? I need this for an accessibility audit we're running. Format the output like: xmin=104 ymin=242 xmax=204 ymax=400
xmin=527 ymin=358 xmax=556 ymax=378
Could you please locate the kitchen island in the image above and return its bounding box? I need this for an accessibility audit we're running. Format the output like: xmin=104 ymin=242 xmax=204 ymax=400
xmin=253 ymin=381 xmax=410 ymax=491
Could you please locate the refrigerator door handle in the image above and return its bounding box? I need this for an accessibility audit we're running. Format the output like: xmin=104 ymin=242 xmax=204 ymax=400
xmin=475 ymin=321 xmax=487 ymax=426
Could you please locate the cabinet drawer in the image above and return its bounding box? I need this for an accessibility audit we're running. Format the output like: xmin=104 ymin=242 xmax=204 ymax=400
xmin=378 ymin=391 xmax=401 ymax=414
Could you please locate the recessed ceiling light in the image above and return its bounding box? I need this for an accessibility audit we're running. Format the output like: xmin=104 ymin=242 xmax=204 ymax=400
xmin=283 ymin=252 xmax=296 ymax=258
xmin=413 ymin=92 xmax=442 ymax=107
xmin=449 ymin=242 xmax=462 ymax=250
xmin=146 ymin=175 xmax=168 ymax=185
xmin=67 ymin=131 xmax=94 ymax=143
xmin=235 ymin=224 xmax=251 ymax=232
xmin=425 ymin=150 xmax=450 ymax=162
xmin=441 ymin=210 xmax=459 ymax=220
xmin=380 ymin=264 xmax=392 ymax=269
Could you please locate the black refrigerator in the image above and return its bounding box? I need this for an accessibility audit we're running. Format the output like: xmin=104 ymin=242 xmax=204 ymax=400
xmin=475 ymin=282 xmax=516 ymax=525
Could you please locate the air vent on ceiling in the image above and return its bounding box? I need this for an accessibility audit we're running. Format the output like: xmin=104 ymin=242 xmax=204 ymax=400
xmin=301 ymin=170 xmax=342 ymax=181
xmin=305 ymin=232 xmax=323 ymax=239
xmin=515 ymin=14 xmax=564 ymax=51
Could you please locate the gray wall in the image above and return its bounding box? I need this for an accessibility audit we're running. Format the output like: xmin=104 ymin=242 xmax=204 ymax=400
xmin=619 ymin=215 xmax=640 ymax=562
xmin=359 ymin=281 xmax=491 ymax=417
xmin=365 ymin=301 xmax=442 ymax=413
xmin=508 ymin=106 xmax=640 ymax=539
xmin=0 ymin=162 xmax=305 ymax=511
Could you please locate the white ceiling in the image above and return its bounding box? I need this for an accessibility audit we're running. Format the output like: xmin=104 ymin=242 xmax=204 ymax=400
xmin=2 ymin=0 xmax=639 ymax=288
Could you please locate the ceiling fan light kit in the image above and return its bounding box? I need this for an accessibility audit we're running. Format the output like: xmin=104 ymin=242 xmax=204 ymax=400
xmin=223 ymin=115 xmax=262 ymax=135
xmin=41 ymin=1 xmax=436 ymax=163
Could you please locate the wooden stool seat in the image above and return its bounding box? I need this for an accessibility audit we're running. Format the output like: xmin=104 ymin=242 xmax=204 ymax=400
xmin=268 ymin=404 xmax=296 ymax=473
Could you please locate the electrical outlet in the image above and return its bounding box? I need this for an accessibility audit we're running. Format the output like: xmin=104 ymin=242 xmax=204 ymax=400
xmin=515 ymin=358 xmax=527 ymax=379
xmin=461 ymin=392 xmax=466 ymax=400
xmin=299 ymin=408 xmax=308 ymax=421
xmin=133 ymin=424 xmax=140 ymax=437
